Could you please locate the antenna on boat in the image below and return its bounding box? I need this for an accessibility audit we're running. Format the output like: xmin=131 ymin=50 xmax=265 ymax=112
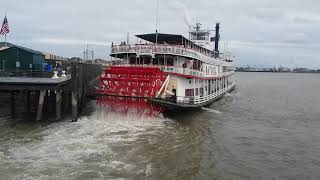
xmin=155 ymin=0 xmax=159 ymax=44
xmin=127 ymin=32 xmax=130 ymax=45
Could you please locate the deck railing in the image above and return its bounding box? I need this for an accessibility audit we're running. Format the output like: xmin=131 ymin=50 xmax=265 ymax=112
xmin=113 ymin=64 xmax=234 ymax=78
xmin=112 ymin=44 xmax=198 ymax=58
xmin=111 ymin=44 xmax=233 ymax=65
xmin=158 ymin=82 xmax=235 ymax=105
xmin=193 ymin=82 xmax=235 ymax=104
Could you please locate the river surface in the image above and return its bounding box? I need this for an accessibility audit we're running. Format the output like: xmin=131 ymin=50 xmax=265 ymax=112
xmin=0 ymin=72 xmax=320 ymax=180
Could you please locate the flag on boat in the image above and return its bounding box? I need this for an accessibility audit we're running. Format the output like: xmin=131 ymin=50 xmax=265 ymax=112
xmin=0 ymin=16 xmax=9 ymax=35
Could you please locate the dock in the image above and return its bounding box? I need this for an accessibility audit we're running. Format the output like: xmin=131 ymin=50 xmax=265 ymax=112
xmin=0 ymin=63 xmax=102 ymax=121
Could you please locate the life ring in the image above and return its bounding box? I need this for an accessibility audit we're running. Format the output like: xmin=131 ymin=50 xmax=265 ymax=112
xmin=182 ymin=63 xmax=187 ymax=68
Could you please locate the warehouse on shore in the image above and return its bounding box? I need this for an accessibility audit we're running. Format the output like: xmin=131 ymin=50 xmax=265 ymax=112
xmin=0 ymin=42 xmax=45 ymax=71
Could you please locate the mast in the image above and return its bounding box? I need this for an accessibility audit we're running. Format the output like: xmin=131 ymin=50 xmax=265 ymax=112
xmin=155 ymin=0 xmax=159 ymax=44
xmin=126 ymin=32 xmax=130 ymax=45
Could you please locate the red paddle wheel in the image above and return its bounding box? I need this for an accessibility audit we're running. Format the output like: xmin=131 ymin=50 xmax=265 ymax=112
xmin=97 ymin=66 xmax=167 ymax=116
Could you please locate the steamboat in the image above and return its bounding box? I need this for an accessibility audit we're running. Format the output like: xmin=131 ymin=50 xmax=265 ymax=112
xmin=98 ymin=22 xmax=235 ymax=114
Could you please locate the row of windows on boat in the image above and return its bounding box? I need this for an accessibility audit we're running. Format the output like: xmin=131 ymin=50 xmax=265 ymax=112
xmin=185 ymin=78 xmax=232 ymax=97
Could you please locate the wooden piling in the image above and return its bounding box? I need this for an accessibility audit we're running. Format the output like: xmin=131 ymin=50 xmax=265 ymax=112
xmin=56 ymin=91 xmax=62 ymax=120
xmin=64 ymin=91 xmax=70 ymax=112
xmin=26 ymin=90 xmax=31 ymax=114
xmin=71 ymin=64 xmax=79 ymax=122
xmin=71 ymin=91 xmax=78 ymax=122
xmin=11 ymin=91 xmax=15 ymax=118
xmin=0 ymin=63 xmax=102 ymax=121
xmin=36 ymin=90 xmax=46 ymax=121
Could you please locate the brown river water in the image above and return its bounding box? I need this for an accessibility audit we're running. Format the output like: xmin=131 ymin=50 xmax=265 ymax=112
xmin=0 ymin=72 xmax=320 ymax=180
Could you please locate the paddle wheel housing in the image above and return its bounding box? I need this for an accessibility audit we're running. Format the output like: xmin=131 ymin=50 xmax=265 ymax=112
xmin=97 ymin=66 xmax=167 ymax=115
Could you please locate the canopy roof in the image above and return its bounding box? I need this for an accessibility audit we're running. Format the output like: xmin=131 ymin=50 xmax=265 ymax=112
xmin=135 ymin=33 xmax=215 ymax=53
xmin=0 ymin=42 xmax=44 ymax=55
xmin=136 ymin=33 xmax=192 ymax=45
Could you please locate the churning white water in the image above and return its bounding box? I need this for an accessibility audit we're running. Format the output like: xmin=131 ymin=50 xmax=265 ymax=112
xmin=0 ymin=106 xmax=174 ymax=179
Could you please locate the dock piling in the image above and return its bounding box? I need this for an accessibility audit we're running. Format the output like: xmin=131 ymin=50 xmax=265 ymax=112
xmin=56 ymin=91 xmax=62 ymax=120
xmin=26 ymin=90 xmax=31 ymax=114
xmin=0 ymin=63 xmax=102 ymax=121
xmin=71 ymin=92 xmax=78 ymax=122
xmin=11 ymin=91 xmax=15 ymax=118
xmin=36 ymin=90 xmax=45 ymax=121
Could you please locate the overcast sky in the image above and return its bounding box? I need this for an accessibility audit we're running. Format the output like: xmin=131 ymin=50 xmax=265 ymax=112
xmin=1 ymin=0 xmax=320 ymax=68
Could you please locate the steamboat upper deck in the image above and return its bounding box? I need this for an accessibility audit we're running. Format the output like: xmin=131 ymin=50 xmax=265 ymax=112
xmin=111 ymin=33 xmax=233 ymax=65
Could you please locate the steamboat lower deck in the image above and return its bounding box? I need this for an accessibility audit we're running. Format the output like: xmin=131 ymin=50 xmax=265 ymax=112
xmin=149 ymin=82 xmax=235 ymax=110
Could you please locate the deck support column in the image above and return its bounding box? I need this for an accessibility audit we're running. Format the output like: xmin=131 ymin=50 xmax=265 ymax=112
xmin=64 ymin=91 xmax=70 ymax=112
xmin=36 ymin=90 xmax=46 ymax=121
xmin=71 ymin=64 xmax=79 ymax=122
xmin=11 ymin=91 xmax=15 ymax=118
xmin=26 ymin=90 xmax=31 ymax=114
xmin=56 ymin=91 xmax=62 ymax=120
xmin=71 ymin=91 xmax=78 ymax=122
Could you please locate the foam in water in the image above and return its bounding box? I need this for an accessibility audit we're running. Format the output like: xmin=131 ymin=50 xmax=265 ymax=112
xmin=1 ymin=108 xmax=170 ymax=179
xmin=201 ymin=107 xmax=222 ymax=114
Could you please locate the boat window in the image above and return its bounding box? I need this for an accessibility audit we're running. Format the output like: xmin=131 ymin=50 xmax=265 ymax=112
xmin=152 ymin=58 xmax=158 ymax=65
xmin=185 ymin=89 xmax=194 ymax=97
xmin=167 ymin=58 xmax=174 ymax=66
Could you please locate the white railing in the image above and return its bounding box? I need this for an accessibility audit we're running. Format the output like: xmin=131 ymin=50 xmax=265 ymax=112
xmin=193 ymin=82 xmax=235 ymax=104
xmin=159 ymin=66 xmax=234 ymax=78
xmin=159 ymin=65 xmax=205 ymax=77
xmin=222 ymin=71 xmax=234 ymax=77
xmin=112 ymin=44 xmax=198 ymax=59
xmin=111 ymin=44 xmax=233 ymax=66
xmin=115 ymin=64 xmax=213 ymax=78
xmin=113 ymin=64 xmax=234 ymax=78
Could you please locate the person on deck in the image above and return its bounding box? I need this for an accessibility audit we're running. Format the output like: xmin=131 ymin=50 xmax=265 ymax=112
xmin=172 ymin=86 xmax=177 ymax=103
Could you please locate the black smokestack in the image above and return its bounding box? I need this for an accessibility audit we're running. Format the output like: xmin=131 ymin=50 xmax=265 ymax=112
xmin=214 ymin=23 xmax=220 ymax=55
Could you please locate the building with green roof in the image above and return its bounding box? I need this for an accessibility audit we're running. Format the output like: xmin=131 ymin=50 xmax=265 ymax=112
xmin=0 ymin=42 xmax=45 ymax=71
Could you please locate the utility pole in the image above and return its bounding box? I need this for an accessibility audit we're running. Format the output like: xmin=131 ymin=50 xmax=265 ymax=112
xmin=83 ymin=44 xmax=94 ymax=62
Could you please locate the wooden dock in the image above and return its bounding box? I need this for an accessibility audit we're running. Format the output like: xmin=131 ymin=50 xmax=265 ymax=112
xmin=0 ymin=63 xmax=102 ymax=121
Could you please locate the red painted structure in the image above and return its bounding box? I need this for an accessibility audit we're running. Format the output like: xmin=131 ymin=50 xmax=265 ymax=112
xmin=97 ymin=66 xmax=167 ymax=115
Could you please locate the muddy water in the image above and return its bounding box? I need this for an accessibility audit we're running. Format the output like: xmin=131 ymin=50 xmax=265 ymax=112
xmin=0 ymin=72 xmax=320 ymax=179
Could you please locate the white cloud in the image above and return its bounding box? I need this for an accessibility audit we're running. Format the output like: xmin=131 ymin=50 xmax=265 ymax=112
xmin=286 ymin=12 xmax=320 ymax=23
xmin=283 ymin=33 xmax=309 ymax=44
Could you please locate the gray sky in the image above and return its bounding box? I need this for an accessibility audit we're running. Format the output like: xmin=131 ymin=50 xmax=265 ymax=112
xmin=1 ymin=0 xmax=320 ymax=68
